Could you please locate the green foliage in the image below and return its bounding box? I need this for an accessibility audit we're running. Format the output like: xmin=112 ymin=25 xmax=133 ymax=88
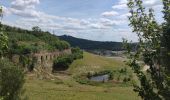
xmin=0 ymin=6 xmax=25 ymax=100
xmin=76 ymin=68 xmax=132 ymax=86
xmin=32 ymin=26 xmax=41 ymax=33
xmin=53 ymin=47 xmax=83 ymax=71
xmin=0 ymin=59 xmax=25 ymax=100
xmin=53 ymin=40 xmax=70 ymax=51
xmin=0 ymin=31 xmax=8 ymax=58
xmin=34 ymin=31 xmax=70 ymax=51
xmin=162 ymin=0 xmax=170 ymax=83
xmin=0 ymin=22 xmax=8 ymax=58
xmin=59 ymin=35 xmax=125 ymax=51
xmin=71 ymin=47 xmax=83 ymax=59
xmin=53 ymin=55 xmax=74 ymax=71
xmin=124 ymin=0 xmax=170 ymax=99
xmin=9 ymin=41 xmax=41 ymax=55
xmin=2 ymin=25 xmax=70 ymax=54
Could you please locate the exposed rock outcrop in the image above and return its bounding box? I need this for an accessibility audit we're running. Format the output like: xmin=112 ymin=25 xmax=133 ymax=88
xmin=11 ymin=49 xmax=71 ymax=73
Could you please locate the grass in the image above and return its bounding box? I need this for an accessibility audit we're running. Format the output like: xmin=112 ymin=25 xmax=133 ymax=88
xmin=68 ymin=52 xmax=127 ymax=75
xmin=24 ymin=52 xmax=141 ymax=100
xmin=24 ymin=79 xmax=140 ymax=100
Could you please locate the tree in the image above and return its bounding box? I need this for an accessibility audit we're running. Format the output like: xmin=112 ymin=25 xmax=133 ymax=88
xmin=162 ymin=0 xmax=170 ymax=84
xmin=0 ymin=6 xmax=3 ymax=20
xmin=0 ymin=7 xmax=8 ymax=59
xmin=0 ymin=31 xmax=8 ymax=59
xmin=124 ymin=0 xmax=170 ymax=99
xmin=0 ymin=6 xmax=25 ymax=100
xmin=0 ymin=59 xmax=25 ymax=100
xmin=53 ymin=55 xmax=73 ymax=71
xmin=71 ymin=47 xmax=83 ymax=59
xmin=32 ymin=26 xmax=41 ymax=32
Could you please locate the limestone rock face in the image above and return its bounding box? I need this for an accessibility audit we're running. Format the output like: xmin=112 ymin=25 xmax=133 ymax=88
xmin=11 ymin=49 xmax=71 ymax=72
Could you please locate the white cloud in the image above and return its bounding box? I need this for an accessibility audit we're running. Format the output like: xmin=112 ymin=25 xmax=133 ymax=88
xmin=112 ymin=0 xmax=127 ymax=10
xmin=2 ymin=0 xmax=163 ymax=42
xmin=100 ymin=18 xmax=124 ymax=26
xmin=3 ymin=0 xmax=41 ymax=18
xmin=11 ymin=0 xmax=40 ymax=10
xmin=112 ymin=0 xmax=162 ymax=10
xmin=89 ymin=24 xmax=101 ymax=29
xmin=80 ymin=19 xmax=90 ymax=25
xmin=112 ymin=4 xmax=127 ymax=10
xmin=101 ymin=11 xmax=119 ymax=17
xmin=119 ymin=0 xmax=127 ymax=4
xmin=143 ymin=0 xmax=161 ymax=6
xmin=2 ymin=6 xmax=11 ymax=15
xmin=119 ymin=13 xmax=130 ymax=19
xmin=9 ymin=8 xmax=40 ymax=17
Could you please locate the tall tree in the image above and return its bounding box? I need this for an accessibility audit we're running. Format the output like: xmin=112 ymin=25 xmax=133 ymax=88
xmin=0 ymin=6 xmax=8 ymax=59
xmin=162 ymin=0 xmax=170 ymax=84
xmin=0 ymin=6 xmax=25 ymax=100
xmin=32 ymin=26 xmax=41 ymax=32
xmin=124 ymin=0 xmax=170 ymax=99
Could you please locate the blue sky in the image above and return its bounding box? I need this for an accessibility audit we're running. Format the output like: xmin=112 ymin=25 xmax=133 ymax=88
xmin=0 ymin=0 xmax=163 ymax=42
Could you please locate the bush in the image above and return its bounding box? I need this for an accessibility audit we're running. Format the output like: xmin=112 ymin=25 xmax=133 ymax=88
xmin=53 ymin=55 xmax=74 ymax=71
xmin=71 ymin=47 xmax=83 ymax=60
xmin=53 ymin=47 xmax=83 ymax=71
xmin=0 ymin=59 xmax=25 ymax=100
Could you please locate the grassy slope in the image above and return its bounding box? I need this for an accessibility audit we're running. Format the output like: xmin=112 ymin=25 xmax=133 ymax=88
xmin=68 ymin=52 xmax=126 ymax=75
xmin=24 ymin=52 xmax=141 ymax=100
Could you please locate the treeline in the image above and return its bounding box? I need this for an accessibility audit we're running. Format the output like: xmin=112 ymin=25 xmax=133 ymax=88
xmin=58 ymin=35 xmax=124 ymax=51
xmin=2 ymin=25 xmax=70 ymax=55
xmin=59 ymin=35 xmax=138 ymax=51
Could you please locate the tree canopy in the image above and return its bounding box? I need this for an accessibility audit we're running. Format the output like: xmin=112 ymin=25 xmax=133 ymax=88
xmin=0 ymin=6 xmax=25 ymax=100
xmin=125 ymin=0 xmax=170 ymax=99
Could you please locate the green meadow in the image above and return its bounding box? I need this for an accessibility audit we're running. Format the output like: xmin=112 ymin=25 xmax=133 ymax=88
xmin=24 ymin=52 xmax=141 ymax=100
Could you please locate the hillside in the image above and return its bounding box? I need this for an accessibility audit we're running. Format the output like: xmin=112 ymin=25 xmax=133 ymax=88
xmin=3 ymin=25 xmax=70 ymax=55
xmin=58 ymin=35 xmax=124 ymax=51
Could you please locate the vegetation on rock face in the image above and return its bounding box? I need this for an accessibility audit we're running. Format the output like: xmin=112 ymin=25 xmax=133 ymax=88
xmin=71 ymin=47 xmax=83 ymax=60
xmin=31 ymin=26 xmax=70 ymax=51
xmin=53 ymin=47 xmax=83 ymax=71
xmin=3 ymin=25 xmax=71 ymax=71
xmin=124 ymin=0 xmax=170 ymax=99
xmin=53 ymin=55 xmax=74 ymax=71
xmin=3 ymin=25 xmax=70 ymax=55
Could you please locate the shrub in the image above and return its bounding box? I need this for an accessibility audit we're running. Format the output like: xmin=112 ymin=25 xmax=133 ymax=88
xmin=53 ymin=47 xmax=83 ymax=71
xmin=0 ymin=59 xmax=25 ymax=100
xmin=53 ymin=55 xmax=74 ymax=71
xmin=71 ymin=47 xmax=83 ymax=59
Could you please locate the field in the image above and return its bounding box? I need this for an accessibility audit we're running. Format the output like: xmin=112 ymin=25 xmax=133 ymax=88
xmin=24 ymin=52 xmax=141 ymax=100
xmin=68 ymin=52 xmax=126 ymax=75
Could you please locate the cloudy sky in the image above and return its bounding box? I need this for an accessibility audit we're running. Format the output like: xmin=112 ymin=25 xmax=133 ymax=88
xmin=0 ymin=0 xmax=163 ymax=42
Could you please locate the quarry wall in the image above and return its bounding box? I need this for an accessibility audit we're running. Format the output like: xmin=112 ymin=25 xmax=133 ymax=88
xmin=11 ymin=49 xmax=71 ymax=72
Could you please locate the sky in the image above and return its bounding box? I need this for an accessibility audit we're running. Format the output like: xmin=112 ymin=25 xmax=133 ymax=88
xmin=0 ymin=0 xmax=163 ymax=42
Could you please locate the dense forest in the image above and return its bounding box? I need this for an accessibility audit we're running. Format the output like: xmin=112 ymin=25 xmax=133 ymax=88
xmin=2 ymin=25 xmax=70 ymax=55
xmin=59 ymin=35 xmax=126 ymax=51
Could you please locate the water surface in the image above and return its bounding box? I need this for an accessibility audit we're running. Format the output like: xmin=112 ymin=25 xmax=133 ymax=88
xmin=89 ymin=74 xmax=109 ymax=82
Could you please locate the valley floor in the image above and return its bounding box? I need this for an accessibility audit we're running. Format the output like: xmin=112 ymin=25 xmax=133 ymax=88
xmin=24 ymin=78 xmax=140 ymax=100
xmin=24 ymin=52 xmax=141 ymax=100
